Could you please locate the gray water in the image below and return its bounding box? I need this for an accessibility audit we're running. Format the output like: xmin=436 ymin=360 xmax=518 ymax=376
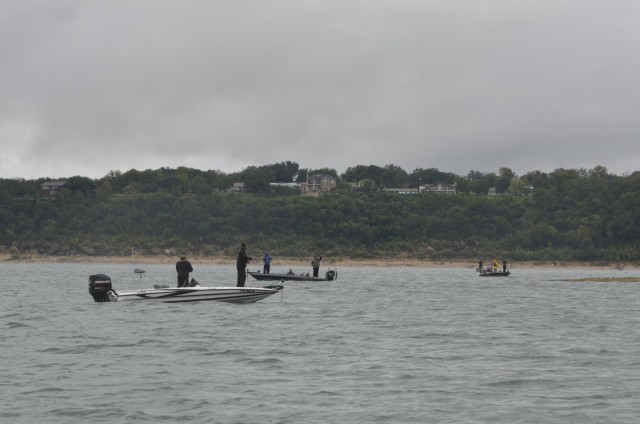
xmin=1 ymin=263 xmax=639 ymax=423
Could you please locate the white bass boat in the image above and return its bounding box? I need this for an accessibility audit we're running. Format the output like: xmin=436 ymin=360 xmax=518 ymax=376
xmin=88 ymin=274 xmax=281 ymax=303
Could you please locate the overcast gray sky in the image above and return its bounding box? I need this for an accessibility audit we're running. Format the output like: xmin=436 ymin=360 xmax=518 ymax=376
xmin=2 ymin=0 xmax=639 ymax=180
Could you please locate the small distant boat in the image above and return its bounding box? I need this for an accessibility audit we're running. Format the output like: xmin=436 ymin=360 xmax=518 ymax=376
xmin=476 ymin=260 xmax=511 ymax=277
xmin=88 ymin=274 xmax=281 ymax=303
xmin=248 ymin=269 xmax=337 ymax=282
xmin=479 ymin=269 xmax=510 ymax=277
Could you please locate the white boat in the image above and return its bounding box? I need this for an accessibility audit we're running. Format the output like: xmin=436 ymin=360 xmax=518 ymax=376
xmin=88 ymin=274 xmax=281 ymax=303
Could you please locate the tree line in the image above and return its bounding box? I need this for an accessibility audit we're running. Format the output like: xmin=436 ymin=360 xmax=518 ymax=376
xmin=1 ymin=163 xmax=639 ymax=263
xmin=0 ymin=161 xmax=532 ymax=197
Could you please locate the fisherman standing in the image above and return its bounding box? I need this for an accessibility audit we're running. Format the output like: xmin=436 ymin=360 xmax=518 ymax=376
xmin=311 ymin=254 xmax=323 ymax=278
xmin=236 ymin=242 xmax=253 ymax=287
xmin=263 ymin=252 xmax=272 ymax=274
xmin=176 ymin=256 xmax=193 ymax=287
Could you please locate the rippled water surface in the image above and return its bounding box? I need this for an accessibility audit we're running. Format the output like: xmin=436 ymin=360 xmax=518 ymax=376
xmin=1 ymin=262 xmax=640 ymax=423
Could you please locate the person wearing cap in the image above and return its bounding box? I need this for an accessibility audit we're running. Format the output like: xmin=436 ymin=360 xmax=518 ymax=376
xmin=176 ymin=256 xmax=193 ymax=287
xmin=236 ymin=242 xmax=253 ymax=287
xmin=263 ymin=252 xmax=272 ymax=274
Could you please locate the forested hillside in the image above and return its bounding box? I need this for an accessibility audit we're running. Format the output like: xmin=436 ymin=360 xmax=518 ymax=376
xmin=1 ymin=164 xmax=639 ymax=262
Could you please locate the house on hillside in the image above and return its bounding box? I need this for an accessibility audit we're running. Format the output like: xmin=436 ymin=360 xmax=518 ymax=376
xmin=383 ymin=187 xmax=420 ymax=195
xmin=301 ymin=174 xmax=337 ymax=195
xmin=420 ymin=183 xmax=457 ymax=194
xmin=40 ymin=181 xmax=66 ymax=197
xmin=229 ymin=182 xmax=246 ymax=193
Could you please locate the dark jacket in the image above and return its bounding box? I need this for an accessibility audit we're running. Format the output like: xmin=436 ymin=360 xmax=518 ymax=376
xmin=237 ymin=249 xmax=252 ymax=269
xmin=176 ymin=259 xmax=193 ymax=277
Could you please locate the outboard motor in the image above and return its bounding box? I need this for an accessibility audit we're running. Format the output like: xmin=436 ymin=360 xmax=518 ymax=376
xmin=325 ymin=269 xmax=337 ymax=281
xmin=88 ymin=274 xmax=113 ymax=302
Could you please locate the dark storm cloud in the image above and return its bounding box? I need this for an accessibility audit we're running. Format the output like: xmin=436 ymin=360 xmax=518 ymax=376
xmin=1 ymin=0 xmax=640 ymax=179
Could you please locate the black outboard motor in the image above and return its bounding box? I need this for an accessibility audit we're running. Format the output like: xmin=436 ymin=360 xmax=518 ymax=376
xmin=325 ymin=269 xmax=337 ymax=281
xmin=89 ymin=274 xmax=113 ymax=302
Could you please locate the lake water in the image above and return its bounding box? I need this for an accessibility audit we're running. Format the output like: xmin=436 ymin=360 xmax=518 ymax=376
xmin=1 ymin=262 xmax=639 ymax=423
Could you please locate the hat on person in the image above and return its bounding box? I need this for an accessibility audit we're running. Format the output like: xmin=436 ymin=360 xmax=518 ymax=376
xmin=180 ymin=256 xmax=186 ymax=260
xmin=241 ymin=242 xmax=247 ymax=247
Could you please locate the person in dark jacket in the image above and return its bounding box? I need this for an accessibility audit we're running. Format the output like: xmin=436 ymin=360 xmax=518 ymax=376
xmin=176 ymin=256 xmax=193 ymax=287
xmin=236 ymin=242 xmax=252 ymax=287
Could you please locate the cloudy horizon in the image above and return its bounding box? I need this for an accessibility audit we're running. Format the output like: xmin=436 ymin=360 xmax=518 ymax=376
xmin=2 ymin=0 xmax=640 ymax=180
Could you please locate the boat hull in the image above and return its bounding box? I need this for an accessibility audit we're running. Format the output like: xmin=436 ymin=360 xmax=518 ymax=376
xmin=109 ymin=286 xmax=279 ymax=303
xmin=248 ymin=272 xmax=329 ymax=282
xmin=478 ymin=271 xmax=510 ymax=277
xmin=248 ymin=269 xmax=336 ymax=282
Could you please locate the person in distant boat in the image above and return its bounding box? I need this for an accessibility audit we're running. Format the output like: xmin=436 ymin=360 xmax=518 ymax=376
xmin=493 ymin=259 xmax=499 ymax=272
xmin=311 ymin=254 xmax=323 ymax=277
xmin=263 ymin=252 xmax=272 ymax=274
xmin=236 ymin=242 xmax=253 ymax=287
xmin=287 ymin=269 xmax=295 ymax=275
xmin=502 ymin=260 xmax=508 ymax=273
xmin=176 ymin=256 xmax=193 ymax=287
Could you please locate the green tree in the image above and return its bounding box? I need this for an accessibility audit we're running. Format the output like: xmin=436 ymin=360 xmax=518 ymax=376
xmin=66 ymin=176 xmax=97 ymax=197
xmin=270 ymin=161 xmax=300 ymax=182
xmin=496 ymin=167 xmax=515 ymax=194
xmin=380 ymin=164 xmax=409 ymax=188
xmin=242 ymin=167 xmax=274 ymax=192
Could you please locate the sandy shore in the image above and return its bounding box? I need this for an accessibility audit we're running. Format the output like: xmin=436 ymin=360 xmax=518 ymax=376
xmin=1 ymin=253 xmax=638 ymax=270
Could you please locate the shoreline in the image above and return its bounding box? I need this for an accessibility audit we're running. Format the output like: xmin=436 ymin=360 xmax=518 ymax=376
xmin=1 ymin=254 xmax=638 ymax=270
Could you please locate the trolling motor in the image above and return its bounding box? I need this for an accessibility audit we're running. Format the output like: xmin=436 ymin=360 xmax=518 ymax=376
xmin=88 ymin=274 xmax=113 ymax=302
